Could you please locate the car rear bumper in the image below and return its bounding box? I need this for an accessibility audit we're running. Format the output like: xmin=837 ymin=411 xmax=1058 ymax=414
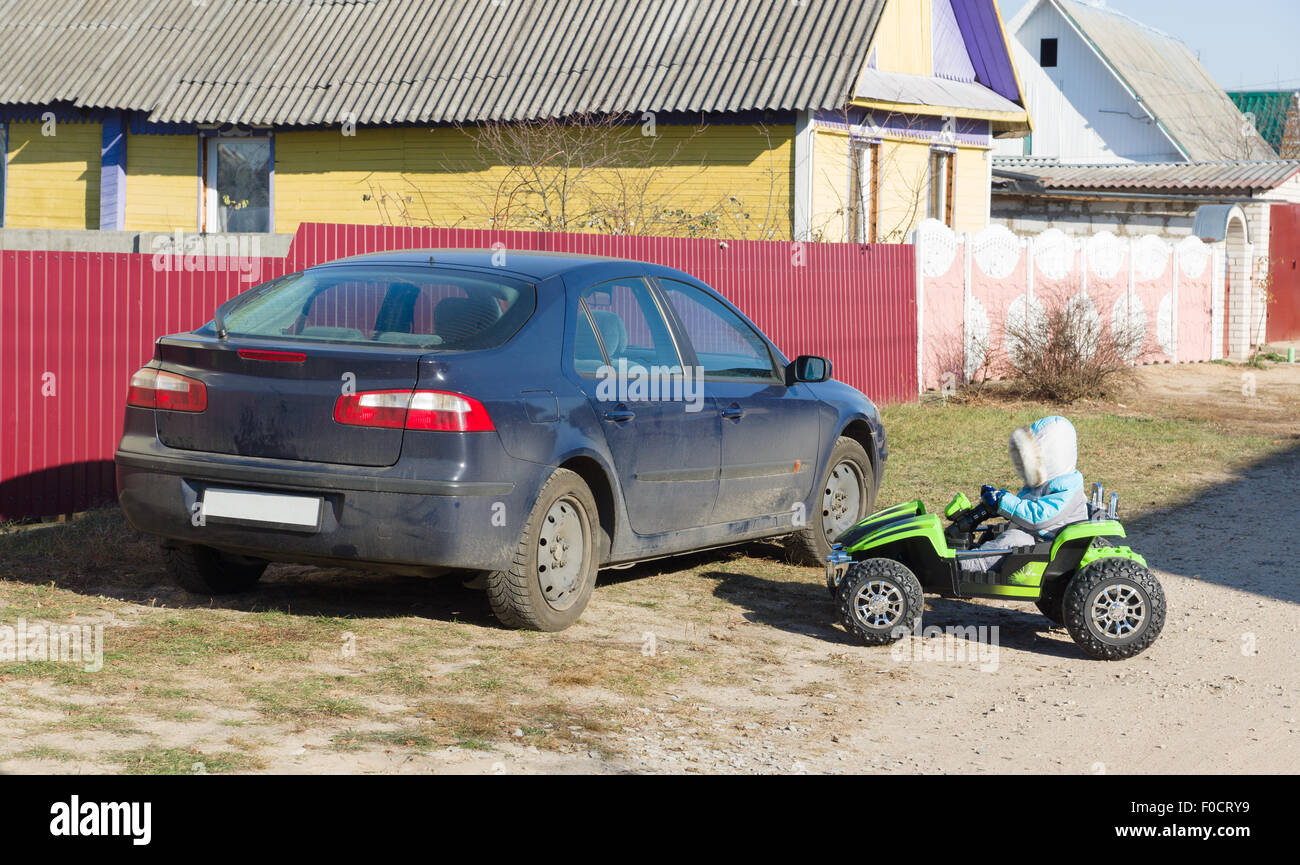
xmin=114 ymin=439 xmax=546 ymax=574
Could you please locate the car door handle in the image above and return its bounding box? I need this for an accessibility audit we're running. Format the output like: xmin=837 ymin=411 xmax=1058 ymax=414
xmin=720 ymin=404 xmax=745 ymax=420
xmin=603 ymin=409 xmax=636 ymax=422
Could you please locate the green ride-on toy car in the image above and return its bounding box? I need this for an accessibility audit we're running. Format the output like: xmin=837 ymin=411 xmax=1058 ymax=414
xmin=825 ymin=484 xmax=1165 ymax=660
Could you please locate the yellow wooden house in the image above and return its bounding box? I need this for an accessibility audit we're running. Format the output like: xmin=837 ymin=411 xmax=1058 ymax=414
xmin=0 ymin=0 xmax=1028 ymax=242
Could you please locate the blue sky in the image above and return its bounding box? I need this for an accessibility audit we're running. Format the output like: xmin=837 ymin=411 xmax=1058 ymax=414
xmin=994 ymin=0 xmax=1300 ymax=91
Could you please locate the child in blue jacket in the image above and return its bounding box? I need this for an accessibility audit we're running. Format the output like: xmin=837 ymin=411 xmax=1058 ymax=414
xmin=960 ymin=415 xmax=1089 ymax=574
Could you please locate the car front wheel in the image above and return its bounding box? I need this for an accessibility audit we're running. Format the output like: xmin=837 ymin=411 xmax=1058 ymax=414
xmin=790 ymin=436 xmax=874 ymax=566
xmin=487 ymin=468 xmax=599 ymax=631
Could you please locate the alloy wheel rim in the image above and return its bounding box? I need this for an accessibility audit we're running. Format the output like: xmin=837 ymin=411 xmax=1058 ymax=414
xmin=1089 ymin=583 xmax=1146 ymax=638
xmin=538 ymin=496 xmax=587 ymax=610
xmin=853 ymin=579 xmax=905 ymax=628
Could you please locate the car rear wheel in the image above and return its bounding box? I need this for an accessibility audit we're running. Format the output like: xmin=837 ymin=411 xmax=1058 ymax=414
xmin=487 ymin=468 xmax=599 ymax=631
xmin=789 ymin=437 xmax=874 ymax=566
xmin=163 ymin=543 xmax=268 ymax=594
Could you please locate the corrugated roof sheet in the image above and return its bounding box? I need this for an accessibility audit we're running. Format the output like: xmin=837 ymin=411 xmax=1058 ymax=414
xmin=992 ymin=157 xmax=1300 ymax=194
xmin=1055 ymin=0 xmax=1276 ymax=162
xmin=0 ymin=0 xmax=887 ymax=126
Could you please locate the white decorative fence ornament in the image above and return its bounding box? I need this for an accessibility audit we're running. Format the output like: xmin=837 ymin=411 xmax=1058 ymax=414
xmin=964 ymin=294 xmax=991 ymax=379
xmin=1134 ymin=235 xmax=1171 ymax=281
xmin=917 ymin=218 xmax=958 ymax=278
xmin=1067 ymin=293 xmax=1103 ymax=361
xmin=1034 ymin=228 xmax=1073 ymax=280
xmin=1176 ymin=235 xmax=1210 ymax=280
xmin=1005 ymin=293 xmax=1047 ymax=367
xmin=1110 ymin=290 xmax=1146 ymax=360
xmin=1086 ymin=232 xmax=1124 ymax=279
xmin=1157 ymin=293 xmax=1175 ymax=356
xmin=971 ymin=224 xmax=1021 ymax=279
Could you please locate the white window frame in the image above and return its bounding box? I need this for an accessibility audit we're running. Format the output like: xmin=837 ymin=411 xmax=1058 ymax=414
xmin=202 ymin=131 xmax=273 ymax=233
xmin=928 ymin=147 xmax=956 ymax=226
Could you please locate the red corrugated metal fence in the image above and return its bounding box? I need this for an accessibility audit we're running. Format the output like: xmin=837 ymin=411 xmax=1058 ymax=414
xmin=0 ymin=224 xmax=916 ymax=519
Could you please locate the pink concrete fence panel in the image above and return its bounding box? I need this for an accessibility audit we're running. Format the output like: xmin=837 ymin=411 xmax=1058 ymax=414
xmin=913 ymin=219 xmax=1219 ymax=391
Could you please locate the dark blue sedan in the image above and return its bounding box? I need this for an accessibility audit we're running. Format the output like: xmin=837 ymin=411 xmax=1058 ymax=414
xmin=115 ymin=252 xmax=887 ymax=630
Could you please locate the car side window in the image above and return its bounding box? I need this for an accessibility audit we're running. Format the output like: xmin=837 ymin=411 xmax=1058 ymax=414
xmin=658 ymin=279 xmax=778 ymax=381
xmin=579 ymin=278 xmax=682 ymax=369
xmin=573 ymin=304 xmax=607 ymax=376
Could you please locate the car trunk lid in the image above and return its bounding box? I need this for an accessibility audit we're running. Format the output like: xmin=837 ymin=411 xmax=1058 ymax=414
xmin=152 ymin=335 xmax=421 ymax=467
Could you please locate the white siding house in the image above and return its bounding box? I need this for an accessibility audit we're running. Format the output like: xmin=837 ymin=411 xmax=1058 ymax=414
xmin=996 ymin=0 xmax=1272 ymax=163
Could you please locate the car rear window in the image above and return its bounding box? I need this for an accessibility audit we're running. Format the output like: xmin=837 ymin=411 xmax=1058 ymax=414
xmin=219 ymin=266 xmax=536 ymax=350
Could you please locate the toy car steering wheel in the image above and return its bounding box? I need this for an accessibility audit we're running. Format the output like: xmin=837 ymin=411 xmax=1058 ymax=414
xmin=950 ymin=501 xmax=995 ymax=533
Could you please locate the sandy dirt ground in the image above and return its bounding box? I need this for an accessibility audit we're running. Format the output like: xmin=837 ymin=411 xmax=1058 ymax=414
xmin=2 ymin=362 xmax=1297 ymax=774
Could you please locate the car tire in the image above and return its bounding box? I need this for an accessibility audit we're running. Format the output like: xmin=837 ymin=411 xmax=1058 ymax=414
xmin=835 ymin=558 xmax=923 ymax=646
xmin=1062 ymin=558 xmax=1166 ymax=660
xmin=487 ymin=468 xmax=599 ymax=632
xmin=163 ymin=544 xmax=268 ymax=594
xmin=790 ymin=436 xmax=874 ymax=566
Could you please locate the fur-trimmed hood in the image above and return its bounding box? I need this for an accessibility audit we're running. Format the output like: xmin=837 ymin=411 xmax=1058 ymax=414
xmin=1009 ymin=416 xmax=1078 ymax=487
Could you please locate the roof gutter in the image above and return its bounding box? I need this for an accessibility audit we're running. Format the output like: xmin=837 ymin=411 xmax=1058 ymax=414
xmin=990 ymin=184 xmax=1262 ymax=203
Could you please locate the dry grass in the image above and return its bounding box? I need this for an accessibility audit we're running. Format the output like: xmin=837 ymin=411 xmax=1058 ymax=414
xmin=1 ymin=363 xmax=1296 ymax=772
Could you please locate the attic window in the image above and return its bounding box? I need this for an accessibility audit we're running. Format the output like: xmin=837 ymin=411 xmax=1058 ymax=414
xmin=1040 ymin=38 xmax=1059 ymax=67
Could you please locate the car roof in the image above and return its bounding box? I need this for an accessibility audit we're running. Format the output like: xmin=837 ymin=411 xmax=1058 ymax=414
xmin=316 ymin=249 xmax=632 ymax=281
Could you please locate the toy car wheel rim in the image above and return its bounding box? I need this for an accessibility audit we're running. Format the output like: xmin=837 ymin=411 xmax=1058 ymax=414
xmin=1088 ymin=582 xmax=1146 ymax=638
xmin=537 ymin=496 xmax=587 ymax=611
xmin=822 ymin=461 xmax=863 ymax=541
xmin=852 ymin=580 xmax=905 ymax=629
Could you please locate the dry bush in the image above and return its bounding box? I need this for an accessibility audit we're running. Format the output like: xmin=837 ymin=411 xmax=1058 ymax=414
xmin=1004 ymin=290 xmax=1144 ymax=403
xmin=926 ymin=327 xmax=1004 ymax=403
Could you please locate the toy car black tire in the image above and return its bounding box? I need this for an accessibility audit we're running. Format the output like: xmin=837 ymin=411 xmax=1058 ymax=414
xmin=1035 ymin=582 xmax=1066 ymax=626
xmin=835 ymin=558 xmax=923 ymax=646
xmin=1062 ymin=557 xmax=1166 ymax=660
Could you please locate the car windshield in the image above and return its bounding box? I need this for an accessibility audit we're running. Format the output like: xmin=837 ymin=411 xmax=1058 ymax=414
xmin=218 ymin=265 xmax=536 ymax=350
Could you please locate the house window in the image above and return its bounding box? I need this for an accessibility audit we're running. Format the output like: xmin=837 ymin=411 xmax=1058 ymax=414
xmin=203 ymin=135 xmax=272 ymax=232
xmin=848 ymin=139 xmax=880 ymax=243
xmin=1040 ymin=37 xmax=1058 ymax=67
xmin=928 ymin=149 xmax=955 ymax=227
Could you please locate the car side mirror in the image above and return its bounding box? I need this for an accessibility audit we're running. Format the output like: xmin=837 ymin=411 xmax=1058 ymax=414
xmin=789 ymin=355 xmax=831 ymax=384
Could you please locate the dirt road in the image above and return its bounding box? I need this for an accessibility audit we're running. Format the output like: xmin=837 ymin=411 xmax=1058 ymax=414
xmin=1 ymin=362 xmax=1297 ymax=774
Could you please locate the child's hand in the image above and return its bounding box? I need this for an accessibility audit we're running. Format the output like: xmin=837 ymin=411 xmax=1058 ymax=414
xmin=980 ymin=485 xmax=1005 ymax=509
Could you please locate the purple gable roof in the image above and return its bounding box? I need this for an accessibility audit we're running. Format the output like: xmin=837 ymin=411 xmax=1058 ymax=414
xmin=949 ymin=0 xmax=1023 ymax=104
xmin=933 ymin=0 xmax=977 ymax=83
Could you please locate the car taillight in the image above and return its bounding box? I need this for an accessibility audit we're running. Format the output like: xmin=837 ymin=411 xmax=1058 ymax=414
xmin=333 ymin=390 xmax=494 ymax=432
xmin=126 ymin=368 xmax=208 ymax=412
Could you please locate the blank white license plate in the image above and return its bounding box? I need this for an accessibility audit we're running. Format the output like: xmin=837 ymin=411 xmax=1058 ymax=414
xmin=203 ymin=488 xmax=322 ymax=528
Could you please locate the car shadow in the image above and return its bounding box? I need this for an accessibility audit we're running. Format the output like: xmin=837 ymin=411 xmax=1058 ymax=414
xmin=219 ymin=565 xmax=500 ymax=625
xmin=3 ymin=539 xmax=503 ymax=627
xmin=593 ymin=537 xmax=798 ymax=588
